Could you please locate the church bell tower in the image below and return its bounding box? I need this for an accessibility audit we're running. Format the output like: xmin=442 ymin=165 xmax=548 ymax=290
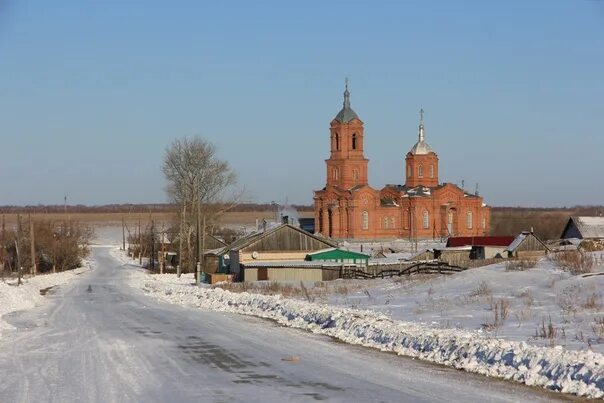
xmin=325 ymin=79 xmax=369 ymax=189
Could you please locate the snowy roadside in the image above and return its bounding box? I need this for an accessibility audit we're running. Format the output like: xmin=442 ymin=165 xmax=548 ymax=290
xmin=0 ymin=261 xmax=91 ymax=336
xmin=123 ymin=257 xmax=603 ymax=398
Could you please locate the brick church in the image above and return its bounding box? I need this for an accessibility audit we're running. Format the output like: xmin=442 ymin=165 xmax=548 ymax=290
xmin=314 ymin=83 xmax=491 ymax=240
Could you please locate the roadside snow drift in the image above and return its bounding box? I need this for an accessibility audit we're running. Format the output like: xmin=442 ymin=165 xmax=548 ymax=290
xmin=0 ymin=264 xmax=89 ymax=335
xmin=132 ymin=272 xmax=604 ymax=399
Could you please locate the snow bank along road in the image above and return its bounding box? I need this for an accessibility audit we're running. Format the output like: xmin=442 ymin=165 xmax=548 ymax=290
xmin=0 ymin=248 xmax=572 ymax=402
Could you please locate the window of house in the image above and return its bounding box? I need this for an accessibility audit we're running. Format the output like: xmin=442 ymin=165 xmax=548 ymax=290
xmin=418 ymin=165 xmax=423 ymax=178
xmin=467 ymin=211 xmax=473 ymax=229
xmin=430 ymin=165 xmax=434 ymax=178
xmin=362 ymin=211 xmax=369 ymax=230
xmin=352 ymin=133 xmax=357 ymax=150
xmin=423 ymin=210 xmax=429 ymax=229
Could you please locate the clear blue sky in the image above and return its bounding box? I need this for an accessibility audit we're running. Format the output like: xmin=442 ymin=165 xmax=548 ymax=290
xmin=1 ymin=0 xmax=603 ymax=207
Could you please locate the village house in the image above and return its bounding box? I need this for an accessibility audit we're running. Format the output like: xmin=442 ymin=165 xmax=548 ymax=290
xmin=227 ymin=224 xmax=337 ymax=282
xmin=560 ymin=216 xmax=604 ymax=241
xmin=314 ymin=83 xmax=491 ymax=240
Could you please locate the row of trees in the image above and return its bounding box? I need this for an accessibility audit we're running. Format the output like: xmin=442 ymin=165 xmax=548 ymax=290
xmin=0 ymin=215 xmax=93 ymax=285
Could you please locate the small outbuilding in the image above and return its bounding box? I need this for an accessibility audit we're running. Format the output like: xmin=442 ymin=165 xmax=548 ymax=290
xmin=505 ymin=231 xmax=549 ymax=259
xmin=446 ymin=236 xmax=514 ymax=260
xmin=305 ymin=248 xmax=370 ymax=267
xmin=434 ymin=246 xmax=472 ymax=266
xmin=560 ymin=216 xmax=604 ymax=240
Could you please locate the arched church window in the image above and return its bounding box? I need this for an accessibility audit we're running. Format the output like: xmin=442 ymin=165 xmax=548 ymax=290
xmin=423 ymin=210 xmax=429 ymax=229
xmin=448 ymin=211 xmax=453 ymax=225
xmin=333 ymin=168 xmax=339 ymax=181
xmin=430 ymin=165 xmax=434 ymax=178
xmin=352 ymin=133 xmax=357 ymax=150
xmin=362 ymin=211 xmax=369 ymax=230
xmin=352 ymin=169 xmax=359 ymax=181
xmin=482 ymin=217 xmax=486 ymax=229
xmin=335 ymin=133 xmax=340 ymax=150
xmin=383 ymin=216 xmax=388 ymax=229
xmin=418 ymin=165 xmax=424 ymax=178
xmin=467 ymin=211 xmax=473 ymax=229
xmin=389 ymin=216 xmax=395 ymax=229
xmin=407 ymin=165 xmax=411 ymax=178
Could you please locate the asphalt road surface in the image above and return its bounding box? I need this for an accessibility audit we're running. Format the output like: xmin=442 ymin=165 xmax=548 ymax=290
xmin=0 ymin=247 xmax=572 ymax=402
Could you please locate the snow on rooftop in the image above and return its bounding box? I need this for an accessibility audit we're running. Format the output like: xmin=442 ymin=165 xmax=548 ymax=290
xmin=575 ymin=216 xmax=604 ymax=238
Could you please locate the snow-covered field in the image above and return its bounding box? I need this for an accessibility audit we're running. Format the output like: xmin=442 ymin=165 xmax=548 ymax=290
xmin=0 ymin=261 xmax=91 ymax=336
xmin=323 ymin=258 xmax=604 ymax=354
xmin=125 ymin=248 xmax=604 ymax=398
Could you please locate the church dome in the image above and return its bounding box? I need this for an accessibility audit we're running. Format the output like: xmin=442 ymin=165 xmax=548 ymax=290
xmin=408 ymin=110 xmax=434 ymax=155
xmin=334 ymin=80 xmax=359 ymax=123
xmin=410 ymin=137 xmax=433 ymax=155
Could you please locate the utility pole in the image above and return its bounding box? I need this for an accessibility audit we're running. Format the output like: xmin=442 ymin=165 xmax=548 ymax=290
xmin=160 ymin=222 xmax=165 ymax=275
xmin=199 ymin=214 xmax=206 ymax=287
xmin=177 ymin=204 xmax=185 ymax=278
xmin=150 ymin=219 xmax=155 ymax=270
xmin=138 ymin=220 xmax=142 ymax=266
xmin=52 ymin=223 xmax=57 ymax=273
xmin=29 ymin=214 xmax=36 ymax=276
xmin=122 ymin=216 xmax=126 ymax=251
xmin=1 ymin=214 xmax=5 ymax=281
xmin=196 ymin=199 xmax=201 ymax=284
xmin=16 ymin=214 xmax=22 ymax=286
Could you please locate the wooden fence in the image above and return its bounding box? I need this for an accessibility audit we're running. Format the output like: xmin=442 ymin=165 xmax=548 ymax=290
xmin=340 ymin=261 xmax=467 ymax=280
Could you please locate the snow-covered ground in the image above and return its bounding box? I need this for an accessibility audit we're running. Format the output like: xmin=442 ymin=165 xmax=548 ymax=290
xmin=0 ymin=262 xmax=91 ymax=337
xmin=126 ymin=249 xmax=604 ymax=398
xmin=323 ymin=257 xmax=604 ymax=353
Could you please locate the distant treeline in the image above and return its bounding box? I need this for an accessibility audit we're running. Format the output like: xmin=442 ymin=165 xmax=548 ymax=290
xmin=0 ymin=203 xmax=315 ymax=214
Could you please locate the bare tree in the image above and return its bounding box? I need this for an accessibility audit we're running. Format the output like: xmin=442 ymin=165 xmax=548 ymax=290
xmin=162 ymin=137 xmax=238 ymax=273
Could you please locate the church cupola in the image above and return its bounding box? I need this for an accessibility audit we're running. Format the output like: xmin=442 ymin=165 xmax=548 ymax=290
xmin=405 ymin=109 xmax=439 ymax=188
xmin=325 ymin=79 xmax=369 ymax=189
xmin=334 ymin=79 xmax=359 ymax=123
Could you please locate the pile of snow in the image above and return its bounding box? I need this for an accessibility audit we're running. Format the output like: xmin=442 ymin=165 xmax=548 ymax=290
xmin=0 ymin=263 xmax=90 ymax=336
xmin=130 ymin=269 xmax=604 ymax=398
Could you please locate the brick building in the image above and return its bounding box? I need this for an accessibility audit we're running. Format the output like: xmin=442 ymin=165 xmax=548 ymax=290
xmin=314 ymin=83 xmax=491 ymax=240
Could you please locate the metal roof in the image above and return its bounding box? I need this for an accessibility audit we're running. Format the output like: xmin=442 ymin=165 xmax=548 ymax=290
xmin=333 ymin=83 xmax=360 ymax=123
xmin=446 ymin=236 xmax=514 ymax=248
xmin=227 ymin=223 xmax=337 ymax=252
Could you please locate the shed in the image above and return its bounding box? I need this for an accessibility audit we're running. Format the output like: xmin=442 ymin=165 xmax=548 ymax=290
xmin=505 ymin=231 xmax=549 ymax=259
xmin=240 ymin=261 xmax=347 ymax=282
xmin=446 ymin=236 xmax=514 ymax=260
xmin=560 ymin=216 xmax=604 ymax=240
xmin=203 ymin=247 xmax=229 ymax=274
xmin=306 ymin=248 xmax=369 ymax=267
xmin=228 ymin=224 xmax=338 ymax=281
xmin=434 ymin=247 xmax=472 ymax=266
